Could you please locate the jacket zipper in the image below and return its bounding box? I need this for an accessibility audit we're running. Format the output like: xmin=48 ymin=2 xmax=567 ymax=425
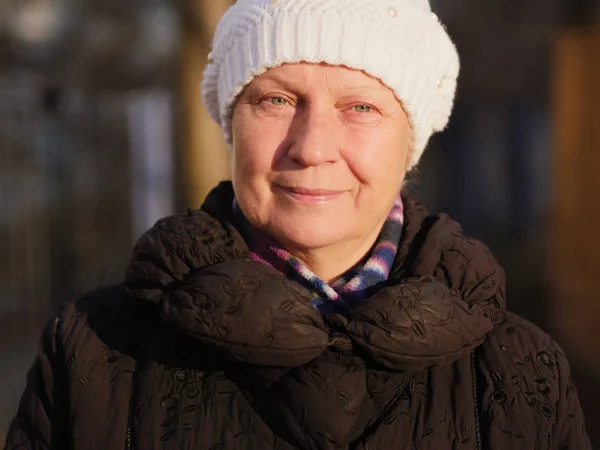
xmin=125 ymin=310 xmax=148 ymax=450
xmin=125 ymin=356 xmax=139 ymax=450
xmin=470 ymin=351 xmax=483 ymax=450
xmin=126 ymin=426 xmax=132 ymax=450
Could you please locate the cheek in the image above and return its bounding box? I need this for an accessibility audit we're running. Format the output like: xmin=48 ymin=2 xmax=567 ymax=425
xmin=233 ymin=145 xmax=261 ymax=187
xmin=232 ymin=119 xmax=292 ymax=185
xmin=377 ymin=125 xmax=411 ymax=177
xmin=345 ymin=131 xmax=408 ymax=186
xmin=232 ymin=111 xmax=265 ymax=177
xmin=232 ymin=137 xmax=278 ymax=192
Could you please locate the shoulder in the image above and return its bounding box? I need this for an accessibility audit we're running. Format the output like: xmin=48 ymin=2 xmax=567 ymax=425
xmin=53 ymin=284 xmax=142 ymax=358
xmin=475 ymin=312 xmax=592 ymax=446
xmin=477 ymin=312 xmax=570 ymax=420
xmin=479 ymin=312 xmax=566 ymax=379
xmin=57 ymin=284 xmax=128 ymax=330
xmin=483 ymin=311 xmax=561 ymax=357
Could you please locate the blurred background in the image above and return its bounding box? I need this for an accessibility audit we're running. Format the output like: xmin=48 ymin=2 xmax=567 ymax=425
xmin=0 ymin=0 xmax=599 ymax=445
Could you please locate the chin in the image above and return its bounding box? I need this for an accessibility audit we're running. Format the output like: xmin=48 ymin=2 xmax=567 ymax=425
xmin=270 ymin=214 xmax=350 ymax=250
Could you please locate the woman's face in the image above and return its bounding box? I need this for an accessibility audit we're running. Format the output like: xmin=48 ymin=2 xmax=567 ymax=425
xmin=231 ymin=63 xmax=411 ymax=255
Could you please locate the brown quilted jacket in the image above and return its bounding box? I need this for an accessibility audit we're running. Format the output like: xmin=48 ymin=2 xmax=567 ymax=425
xmin=5 ymin=182 xmax=591 ymax=450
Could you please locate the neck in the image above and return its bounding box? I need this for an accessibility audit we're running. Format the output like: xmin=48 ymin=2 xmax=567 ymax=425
xmin=284 ymin=221 xmax=386 ymax=283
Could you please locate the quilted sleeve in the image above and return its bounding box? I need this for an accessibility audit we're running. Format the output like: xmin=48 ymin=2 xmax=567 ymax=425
xmin=4 ymin=313 xmax=69 ymax=450
xmin=551 ymin=340 xmax=592 ymax=450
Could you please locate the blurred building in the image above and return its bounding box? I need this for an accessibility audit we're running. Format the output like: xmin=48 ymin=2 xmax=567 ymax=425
xmin=0 ymin=0 xmax=180 ymax=432
xmin=422 ymin=0 xmax=600 ymax=444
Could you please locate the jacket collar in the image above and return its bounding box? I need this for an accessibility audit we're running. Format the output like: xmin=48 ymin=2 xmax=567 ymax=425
xmin=125 ymin=181 xmax=506 ymax=372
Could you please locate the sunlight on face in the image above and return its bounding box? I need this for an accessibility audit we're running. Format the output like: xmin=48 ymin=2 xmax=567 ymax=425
xmin=231 ymin=63 xmax=411 ymax=255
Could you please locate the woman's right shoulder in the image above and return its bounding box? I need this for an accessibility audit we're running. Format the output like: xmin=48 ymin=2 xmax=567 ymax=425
xmin=53 ymin=284 xmax=146 ymax=358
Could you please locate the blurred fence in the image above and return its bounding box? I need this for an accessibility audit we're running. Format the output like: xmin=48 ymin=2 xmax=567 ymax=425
xmin=0 ymin=67 xmax=176 ymax=429
xmin=0 ymin=0 xmax=229 ymax=433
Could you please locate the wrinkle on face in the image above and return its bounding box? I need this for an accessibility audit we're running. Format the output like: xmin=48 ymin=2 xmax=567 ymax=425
xmin=230 ymin=62 xmax=412 ymax=281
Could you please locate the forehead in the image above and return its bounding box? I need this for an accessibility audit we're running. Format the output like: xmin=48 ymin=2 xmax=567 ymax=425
xmin=249 ymin=62 xmax=390 ymax=92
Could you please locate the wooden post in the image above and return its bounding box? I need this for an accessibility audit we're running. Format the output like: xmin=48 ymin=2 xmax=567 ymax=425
xmin=178 ymin=0 xmax=233 ymax=209
xmin=551 ymin=27 xmax=600 ymax=372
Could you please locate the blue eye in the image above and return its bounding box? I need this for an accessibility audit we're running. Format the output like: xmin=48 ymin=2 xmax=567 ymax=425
xmin=354 ymin=105 xmax=372 ymax=113
xmin=270 ymin=97 xmax=288 ymax=106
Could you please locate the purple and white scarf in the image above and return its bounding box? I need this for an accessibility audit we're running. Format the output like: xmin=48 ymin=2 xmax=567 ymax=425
xmin=233 ymin=195 xmax=404 ymax=316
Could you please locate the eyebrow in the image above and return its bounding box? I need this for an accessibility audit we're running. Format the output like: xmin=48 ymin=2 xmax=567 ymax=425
xmin=250 ymin=76 xmax=386 ymax=95
xmin=249 ymin=75 xmax=302 ymax=93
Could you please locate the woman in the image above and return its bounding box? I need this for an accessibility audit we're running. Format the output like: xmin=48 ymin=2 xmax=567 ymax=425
xmin=5 ymin=0 xmax=591 ymax=449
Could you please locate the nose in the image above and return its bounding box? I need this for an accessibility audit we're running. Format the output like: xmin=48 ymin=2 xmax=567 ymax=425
xmin=287 ymin=105 xmax=342 ymax=167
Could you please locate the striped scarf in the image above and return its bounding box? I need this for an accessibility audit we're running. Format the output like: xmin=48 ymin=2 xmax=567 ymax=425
xmin=233 ymin=195 xmax=404 ymax=316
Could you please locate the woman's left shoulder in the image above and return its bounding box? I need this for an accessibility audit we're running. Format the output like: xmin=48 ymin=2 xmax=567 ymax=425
xmin=478 ymin=311 xmax=572 ymax=385
xmin=476 ymin=311 xmax=591 ymax=449
xmin=481 ymin=311 xmax=566 ymax=368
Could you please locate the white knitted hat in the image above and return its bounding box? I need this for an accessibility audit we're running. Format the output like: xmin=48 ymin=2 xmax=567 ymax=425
xmin=201 ymin=0 xmax=460 ymax=168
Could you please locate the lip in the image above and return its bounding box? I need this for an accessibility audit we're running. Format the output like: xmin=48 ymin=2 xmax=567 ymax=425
xmin=275 ymin=185 xmax=347 ymax=205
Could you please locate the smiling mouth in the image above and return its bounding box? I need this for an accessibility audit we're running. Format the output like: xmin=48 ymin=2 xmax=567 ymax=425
xmin=275 ymin=185 xmax=347 ymax=204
